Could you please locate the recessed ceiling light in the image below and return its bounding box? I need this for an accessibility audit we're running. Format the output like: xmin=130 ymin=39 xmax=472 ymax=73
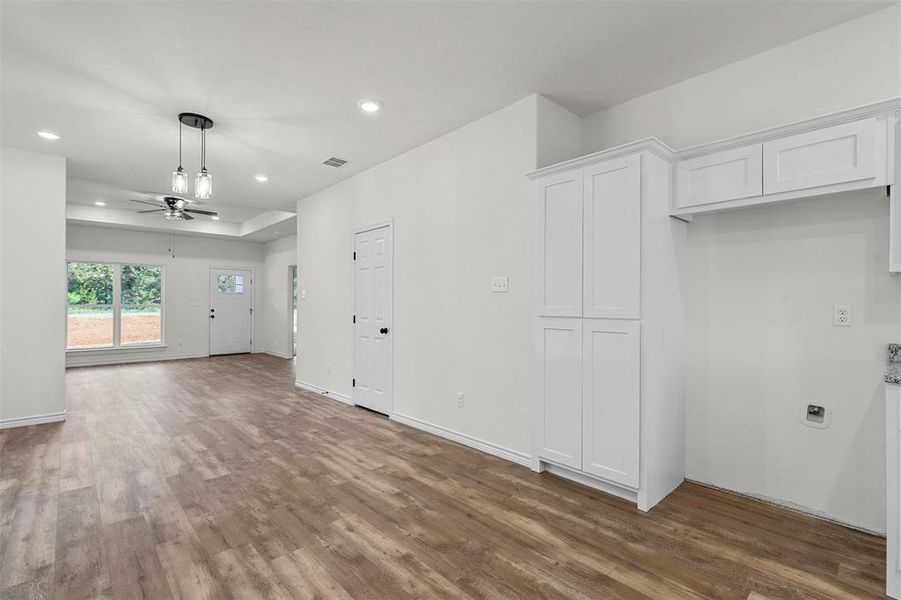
xmin=37 ymin=131 xmax=60 ymax=140
xmin=94 ymin=201 xmax=106 ymax=206
xmin=211 ymin=215 xmax=220 ymax=221
xmin=254 ymin=174 xmax=269 ymax=182
xmin=358 ymin=100 xmax=382 ymax=114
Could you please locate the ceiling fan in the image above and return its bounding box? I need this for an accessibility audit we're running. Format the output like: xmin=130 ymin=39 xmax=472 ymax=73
xmin=130 ymin=196 xmax=218 ymax=221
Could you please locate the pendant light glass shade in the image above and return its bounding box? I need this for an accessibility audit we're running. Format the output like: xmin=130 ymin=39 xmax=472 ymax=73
xmin=194 ymin=125 xmax=212 ymax=199
xmin=172 ymin=166 xmax=188 ymax=194
xmin=172 ymin=119 xmax=187 ymax=194
xmin=195 ymin=168 xmax=212 ymax=200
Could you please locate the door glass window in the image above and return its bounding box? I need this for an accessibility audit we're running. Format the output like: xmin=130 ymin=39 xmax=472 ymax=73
xmin=217 ymin=274 xmax=245 ymax=294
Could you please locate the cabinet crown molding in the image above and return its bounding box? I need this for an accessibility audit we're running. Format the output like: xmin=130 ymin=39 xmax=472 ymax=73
xmin=527 ymin=137 xmax=674 ymax=179
xmin=676 ymin=96 xmax=901 ymax=160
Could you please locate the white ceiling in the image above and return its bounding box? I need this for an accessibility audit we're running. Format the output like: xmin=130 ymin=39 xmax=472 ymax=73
xmin=1 ymin=1 xmax=889 ymax=214
xmin=67 ymin=179 xmax=264 ymax=223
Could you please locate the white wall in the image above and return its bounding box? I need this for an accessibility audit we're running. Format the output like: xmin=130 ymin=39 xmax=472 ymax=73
xmin=296 ymin=95 xmax=550 ymax=455
xmin=582 ymin=6 xmax=901 ymax=152
xmin=66 ymin=225 xmax=264 ymax=367
xmin=536 ymin=94 xmax=582 ymax=168
xmin=581 ymin=5 xmax=901 ymax=533
xmin=1 ymin=147 xmax=67 ymax=426
xmin=258 ymin=234 xmax=297 ymax=358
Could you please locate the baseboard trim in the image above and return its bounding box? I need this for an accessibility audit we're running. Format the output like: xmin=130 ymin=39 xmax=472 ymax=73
xmin=687 ymin=478 xmax=884 ymax=536
xmin=252 ymin=349 xmax=294 ymax=359
xmin=390 ymin=412 xmax=531 ymax=468
xmin=0 ymin=411 xmax=67 ymax=430
xmin=66 ymin=352 xmax=208 ymax=368
xmin=294 ymin=380 xmax=353 ymax=406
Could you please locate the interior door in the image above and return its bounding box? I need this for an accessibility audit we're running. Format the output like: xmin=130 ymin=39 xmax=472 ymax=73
xmin=353 ymin=224 xmax=393 ymax=414
xmin=209 ymin=269 xmax=253 ymax=356
xmin=582 ymin=319 xmax=640 ymax=487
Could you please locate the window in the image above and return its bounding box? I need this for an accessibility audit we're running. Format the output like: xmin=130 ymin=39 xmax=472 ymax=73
xmin=66 ymin=262 xmax=163 ymax=350
xmin=66 ymin=262 xmax=114 ymax=349
xmin=120 ymin=265 xmax=162 ymax=345
xmin=217 ymin=273 xmax=245 ymax=294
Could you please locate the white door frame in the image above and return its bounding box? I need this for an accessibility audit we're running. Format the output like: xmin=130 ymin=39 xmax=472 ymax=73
xmin=207 ymin=267 xmax=255 ymax=356
xmin=287 ymin=264 xmax=297 ymax=358
xmin=352 ymin=219 xmax=394 ymax=413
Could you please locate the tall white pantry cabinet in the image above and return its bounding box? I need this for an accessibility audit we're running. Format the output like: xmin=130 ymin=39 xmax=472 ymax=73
xmin=528 ymin=139 xmax=687 ymax=511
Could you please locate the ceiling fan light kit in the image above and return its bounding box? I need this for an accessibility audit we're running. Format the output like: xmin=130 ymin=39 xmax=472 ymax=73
xmin=172 ymin=112 xmax=214 ymax=200
xmin=131 ymin=195 xmax=219 ymax=221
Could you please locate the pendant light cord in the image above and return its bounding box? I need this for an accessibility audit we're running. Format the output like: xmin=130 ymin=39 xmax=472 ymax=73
xmin=178 ymin=120 xmax=183 ymax=169
xmin=201 ymin=124 xmax=206 ymax=171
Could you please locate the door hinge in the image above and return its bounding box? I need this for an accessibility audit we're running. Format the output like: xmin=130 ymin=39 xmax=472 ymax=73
xmin=352 ymin=378 xmax=356 ymax=387
xmin=353 ymin=251 xmax=356 ymax=260
xmin=250 ymin=307 xmax=253 ymax=314
xmin=353 ymin=314 xmax=356 ymax=323
xmin=888 ymin=184 xmax=892 ymax=197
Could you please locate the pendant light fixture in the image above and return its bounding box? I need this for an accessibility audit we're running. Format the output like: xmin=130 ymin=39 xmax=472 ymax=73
xmin=171 ymin=119 xmax=188 ymax=194
xmin=194 ymin=121 xmax=212 ymax=200
xmin=174 ymin=112 xmax=214 ymax=200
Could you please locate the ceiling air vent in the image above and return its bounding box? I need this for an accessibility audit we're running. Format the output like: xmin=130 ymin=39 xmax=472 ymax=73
xmin=322 ymin=156 xmax=349 ymax=168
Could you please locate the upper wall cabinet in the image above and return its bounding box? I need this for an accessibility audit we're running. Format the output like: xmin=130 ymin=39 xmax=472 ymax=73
xmin=535 ymin=171 xmax=582 ymax=317
xmin=672 ymin=101 xmax=896 ymax=219
xmin=676 ymin=144 xmax=762 ymax=209
xmin=762 ymin=118 xmax=877 ymax=195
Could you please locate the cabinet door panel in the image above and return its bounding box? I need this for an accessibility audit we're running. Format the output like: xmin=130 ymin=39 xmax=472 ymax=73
xmin=763 ymin=118 xmax=876 ymax=194
xmin=582 ymin=319 xmax=639 ymax=487
xmin=535 ymin=172 xmax=582 ymax=317
xmin=536 ymin=318 xmax=582 ymax=469
xmin=583 ymin=155 xmax=640 ymax=320
xmin=676 ymin=144 xmax=762 ymax=208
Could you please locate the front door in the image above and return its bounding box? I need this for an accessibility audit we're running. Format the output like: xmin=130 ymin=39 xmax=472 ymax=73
xmin=209 ymin=269 xmax=253 ymax=355
xmin=353 ymin=224 xmax=393 ymax=414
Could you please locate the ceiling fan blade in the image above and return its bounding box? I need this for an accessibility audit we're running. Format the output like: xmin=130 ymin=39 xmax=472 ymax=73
xmin=130 ymin=199 xmax=165 ymax=207
xmin=137 ymin=209 xmax=165 ymax=213
xmin=183 ymin=208 xmax=218 ymax=216
xmin=181 ymin=212 xmax=195 ymax=220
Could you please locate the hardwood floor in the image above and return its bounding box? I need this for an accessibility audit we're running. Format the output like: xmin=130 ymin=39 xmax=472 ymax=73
xmin=0 ymin=354 xmax=887 ymax=599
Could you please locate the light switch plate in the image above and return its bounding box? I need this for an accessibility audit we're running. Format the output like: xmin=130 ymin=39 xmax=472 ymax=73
xmin=491 ymin=276 xmax=509 ymax=293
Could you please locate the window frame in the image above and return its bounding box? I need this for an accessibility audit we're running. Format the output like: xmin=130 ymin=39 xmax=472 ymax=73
xmin=66 ymin=261 xmax=165 ymax=352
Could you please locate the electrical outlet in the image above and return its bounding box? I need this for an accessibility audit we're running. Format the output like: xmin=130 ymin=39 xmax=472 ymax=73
xmin=800 ymin=399 xmax=831 ymax=429
xmin=457 ymin=392 xmax=464 ymax=408
xmin=833 ymin=304 xmax=852 ymax=327
xmin=491 ymin=276 xmax=509 ymax=293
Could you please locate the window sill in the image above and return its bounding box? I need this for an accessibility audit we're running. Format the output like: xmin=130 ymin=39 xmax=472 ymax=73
xmin=66 ymin=344 xmax=167 ymax=354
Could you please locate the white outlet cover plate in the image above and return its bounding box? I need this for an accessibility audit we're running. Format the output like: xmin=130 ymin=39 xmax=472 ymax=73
xmin=833 ymin=304 xmax=852 ymax=327
xmin=491 ymin=276 xmax=509 ymax=293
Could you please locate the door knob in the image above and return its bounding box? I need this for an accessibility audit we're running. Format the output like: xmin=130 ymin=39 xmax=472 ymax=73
xmin=210 ymin=315 xmax=215 ymax=319
xmin=380 ymin=327 xmax=389 ymax=334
